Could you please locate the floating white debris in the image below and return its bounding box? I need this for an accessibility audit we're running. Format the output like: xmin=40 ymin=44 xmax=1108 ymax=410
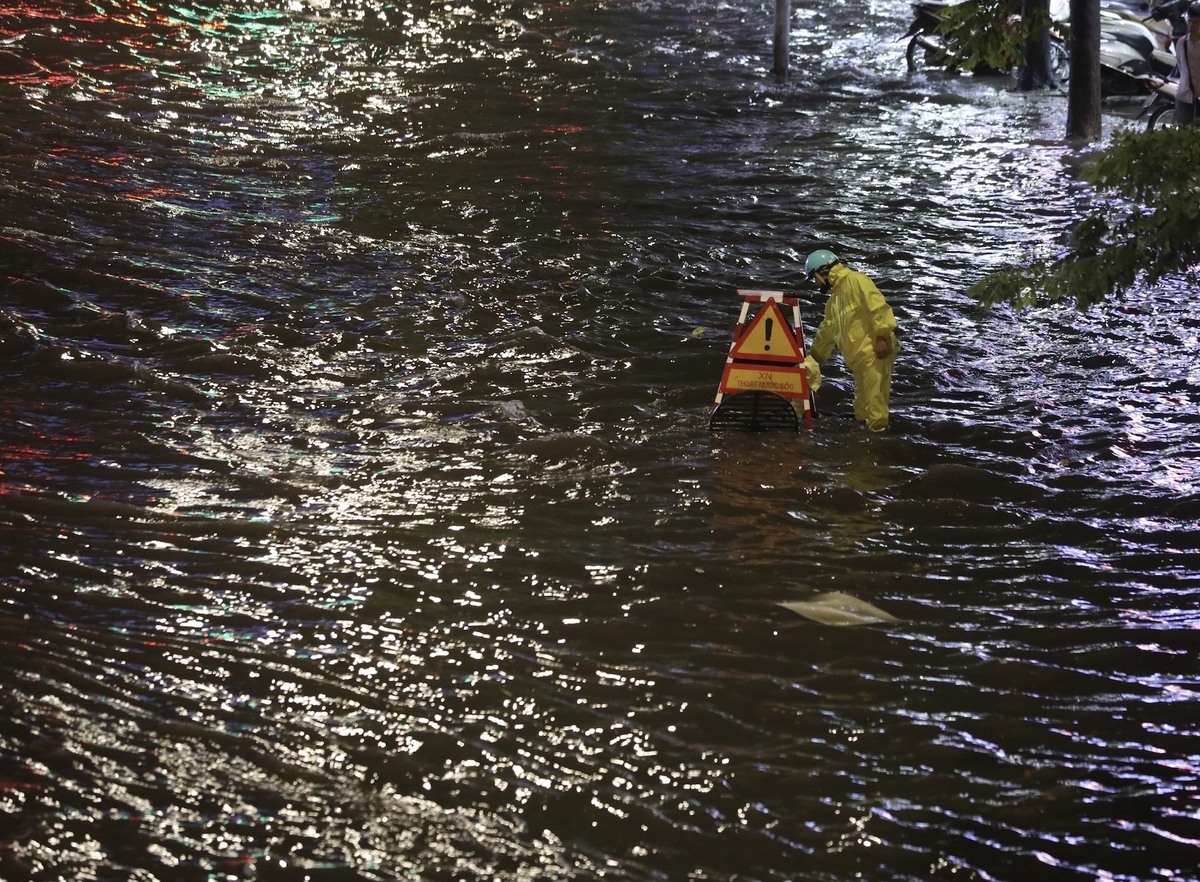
xmin=778 ymin=591 xmax=899 ymax=626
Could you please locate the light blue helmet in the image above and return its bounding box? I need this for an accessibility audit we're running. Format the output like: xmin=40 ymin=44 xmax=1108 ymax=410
xmin=804 ymin=249 xmax=840 ymax=278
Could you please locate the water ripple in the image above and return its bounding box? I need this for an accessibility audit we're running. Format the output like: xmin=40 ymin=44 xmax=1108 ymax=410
xmin=3 ymin=0 xmax=1200 ymax=880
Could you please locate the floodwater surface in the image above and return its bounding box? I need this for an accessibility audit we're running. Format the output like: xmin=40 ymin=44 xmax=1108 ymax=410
xmin=2 ymin=1 xmax=1199 ymax=880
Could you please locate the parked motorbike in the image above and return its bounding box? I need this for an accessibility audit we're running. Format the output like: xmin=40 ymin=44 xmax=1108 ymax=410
xmin=1096 ymin=5 xmax=1181 ymax=99
xmin=903 ymin=0 xmax=977 ymax=72
xmin=1126 ymin=0 xmax=1190 ymax=127
xmin=1138 ymin=78 xmax=1178 ymax=130
xmin=1100 ymin=11 xmax=1178 ymax=78
xmin=1099 ymin=41 xmax=1159 ymax=96
xmin=901 ymin=0 xmax=1183 ymax=103
xmin=1103 ymin=0 xmax=1191 ymax=50
xmin=903 ymin=0 xmax=1070 ymax=82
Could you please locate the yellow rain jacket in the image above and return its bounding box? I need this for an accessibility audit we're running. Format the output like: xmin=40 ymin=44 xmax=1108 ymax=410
xmin=809 ymin=263 xmax=899 ymax=431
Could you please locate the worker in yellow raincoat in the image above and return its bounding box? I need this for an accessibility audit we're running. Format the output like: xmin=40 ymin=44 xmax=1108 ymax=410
xmin=804 ymin=249 xmax=899 ymax=432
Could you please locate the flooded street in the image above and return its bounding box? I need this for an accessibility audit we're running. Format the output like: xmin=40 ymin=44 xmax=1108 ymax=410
xmin=2 ymin=1 xmax=1199 ymax=879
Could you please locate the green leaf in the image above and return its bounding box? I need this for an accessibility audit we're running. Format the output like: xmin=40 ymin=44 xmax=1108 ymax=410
xmin=974 ymin=128 xmax=1200 ymax=310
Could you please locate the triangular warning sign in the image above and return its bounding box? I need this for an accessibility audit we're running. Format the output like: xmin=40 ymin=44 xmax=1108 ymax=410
xmin=729 ymin=300 xmax=803 ymax=363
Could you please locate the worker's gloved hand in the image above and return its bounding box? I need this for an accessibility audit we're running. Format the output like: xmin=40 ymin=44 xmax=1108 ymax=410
xmin=804 ymin=355 xmax=821 ymax=392
xmin=873 ymin=335 xmax=891 ymax=359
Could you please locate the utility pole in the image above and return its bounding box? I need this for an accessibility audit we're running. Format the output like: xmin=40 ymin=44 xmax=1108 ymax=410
xmin=774 ymin=0 xmax=792 ymax=76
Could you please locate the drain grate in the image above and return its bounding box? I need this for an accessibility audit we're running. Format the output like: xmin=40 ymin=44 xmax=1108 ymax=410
xmin=709 ymin=390 xmax=799 ymax=432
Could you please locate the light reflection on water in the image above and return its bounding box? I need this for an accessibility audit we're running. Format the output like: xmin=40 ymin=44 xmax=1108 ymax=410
xmin=2 ymin=0 xmax=1199 ymax=879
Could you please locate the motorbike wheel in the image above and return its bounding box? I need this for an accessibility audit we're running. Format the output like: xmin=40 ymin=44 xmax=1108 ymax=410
xmin=1146 ymin=103 xmax=1176 ymax=131
xmin=906 ymin=34 xmax=940 ymax=72
xmin=1048 ymin=38 xmax=1070 ymax=86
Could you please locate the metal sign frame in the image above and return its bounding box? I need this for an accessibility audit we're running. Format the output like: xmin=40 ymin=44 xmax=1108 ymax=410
xmin=710 ymin=290 xmax=814 ymax=431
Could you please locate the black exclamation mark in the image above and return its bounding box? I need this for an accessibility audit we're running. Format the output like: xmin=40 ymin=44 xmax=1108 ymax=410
xmin=763 ymin=318 xmax=773 ymax=351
